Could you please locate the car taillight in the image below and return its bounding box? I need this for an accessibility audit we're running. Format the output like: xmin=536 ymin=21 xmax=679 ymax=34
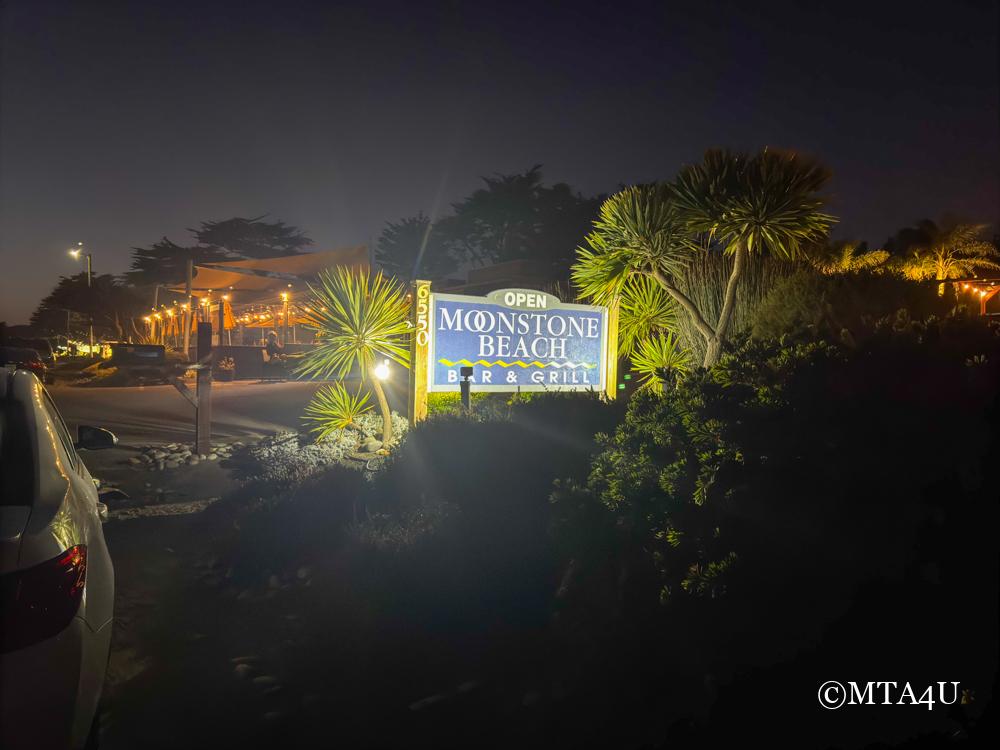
xmin=0 ymin=545 xmax=87 ymax=653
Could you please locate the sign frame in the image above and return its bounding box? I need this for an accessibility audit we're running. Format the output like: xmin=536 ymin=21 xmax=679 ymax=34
xmin=426 ymin=289 xmax=610 ymax=394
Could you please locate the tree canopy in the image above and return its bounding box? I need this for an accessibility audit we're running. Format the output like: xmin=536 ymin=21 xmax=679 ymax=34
xmin=127 ymin=216 xmax=313 ymax=285
xmin=377 ymin=166 xmax=601 ymax=282
xmin=30 ymin=272 xmax=144 ymax=339
xmin=375 ymin=212 xmax=457 ymax=281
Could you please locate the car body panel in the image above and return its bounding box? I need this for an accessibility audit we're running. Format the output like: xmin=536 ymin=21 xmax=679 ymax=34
xmin=0 ymin=369 xmax=115 ymax=749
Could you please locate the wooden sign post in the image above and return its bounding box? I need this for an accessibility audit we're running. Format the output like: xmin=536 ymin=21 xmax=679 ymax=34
xmin=168 ymin=321 xmax=214 ymax=453
xmin=195 ymin=322 xmax=213 ymax=455
xmin=407 ymin=280 xmax=431 ymax=426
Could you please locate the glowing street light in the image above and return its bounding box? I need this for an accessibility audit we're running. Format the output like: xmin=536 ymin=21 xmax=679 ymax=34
xmin=67 ymin=242 xmax=95 ymax=355
xmin=374 ymin=359 xmax=390 ymax=380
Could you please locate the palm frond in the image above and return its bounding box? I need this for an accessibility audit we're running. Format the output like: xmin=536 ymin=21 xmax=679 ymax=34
xmin=630 ymin=332 xmax=692 ymax=390
xmin=572 ymin=184 xmax=695 ymax=305
xmin=618 ymin=275 xmax=678 ymax=358
xmin=671 ymin=148 xmax=836 ymax=260
xmin=303 ymin=383 xmax=373 ymax=441
xmin=296 ymin=267 xmax=411 ymax=380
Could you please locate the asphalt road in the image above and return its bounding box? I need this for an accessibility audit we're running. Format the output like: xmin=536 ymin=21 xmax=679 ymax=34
xmin=49 ymin=378 xmax=407 ymax=446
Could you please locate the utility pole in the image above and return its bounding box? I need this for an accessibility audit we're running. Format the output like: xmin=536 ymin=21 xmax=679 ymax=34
xmin=195 ymin=322 xmax=213 ymax=454
xmin=182 ymin=258 xmax=193 ymax=359
xmin=68 ymin=242 xmax=94 ymax=356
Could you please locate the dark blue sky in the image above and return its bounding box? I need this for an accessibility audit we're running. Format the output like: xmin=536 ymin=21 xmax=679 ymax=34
xmin=1 ymin=0 xmax=997 ymax=323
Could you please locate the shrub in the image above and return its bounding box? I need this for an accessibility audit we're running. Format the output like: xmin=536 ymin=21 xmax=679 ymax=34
xmin=552 ymin=316 xmax=1000 ymax=695
xmin=751 ymin=268 xmax=951 ymax=342
xmin=351 ymin=393 xmax=624 ymax=629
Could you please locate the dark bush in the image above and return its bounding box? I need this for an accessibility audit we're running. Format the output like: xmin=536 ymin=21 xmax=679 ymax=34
xmin=751 ymin=268 xmax=952 ymax=342
xmin=550 ymin=314 xmax=1000 ymax=746
xmin=351 ymin=392 xmax=625 ymax=630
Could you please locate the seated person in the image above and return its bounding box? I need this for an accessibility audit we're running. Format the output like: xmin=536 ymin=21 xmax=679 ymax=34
xmin=263 ymin=331 xmax=285 ymax=362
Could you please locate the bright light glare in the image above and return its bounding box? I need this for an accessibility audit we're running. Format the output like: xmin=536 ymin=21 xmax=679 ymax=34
xmin=374 ymin=359 xmax=390 ymax=380
xmin=69 ymin=249 xmax=80 ymax=258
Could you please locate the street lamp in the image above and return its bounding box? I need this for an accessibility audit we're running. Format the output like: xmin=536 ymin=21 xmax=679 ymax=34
xmin=68 ymin=242 xmax=95 ymax=356
xmin=280 ymin=292 xmax=290 ymax=345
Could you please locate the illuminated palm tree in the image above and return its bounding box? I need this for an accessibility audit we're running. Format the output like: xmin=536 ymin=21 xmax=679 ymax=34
xmin=297 ymin=268 xmax=410 ymax=446
xmin=898 ymin=221 xmax=1000 ymax=295
xmin=671 ymin=149 xmax=835 ymax=365
xmin=573 ymin=149 xmax=835 ymax=367
xmin=810 ymin=240 xmax=890 ymax=274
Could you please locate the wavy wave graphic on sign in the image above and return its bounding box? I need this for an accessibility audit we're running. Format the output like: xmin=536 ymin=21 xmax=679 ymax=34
xmin=438 ymin=358 xmax=598 ymax=370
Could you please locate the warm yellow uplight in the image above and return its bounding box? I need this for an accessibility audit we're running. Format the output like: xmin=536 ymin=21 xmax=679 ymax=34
xmin=374 ymin=359 xmax=390 ymax=381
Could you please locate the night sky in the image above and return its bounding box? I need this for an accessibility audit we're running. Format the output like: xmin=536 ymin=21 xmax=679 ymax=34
xmin=1 ymin=0 xmax=997 ymax=323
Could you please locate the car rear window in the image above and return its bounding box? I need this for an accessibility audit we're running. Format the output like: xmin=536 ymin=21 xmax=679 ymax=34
xmin=0 ymin=394 xmax=35 ymax=505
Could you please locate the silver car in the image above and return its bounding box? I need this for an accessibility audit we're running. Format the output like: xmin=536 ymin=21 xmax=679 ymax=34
xmin=0 ymin=368 xmax=117 ymax=749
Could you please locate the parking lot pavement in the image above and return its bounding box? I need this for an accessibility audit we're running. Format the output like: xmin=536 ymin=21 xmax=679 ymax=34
xmin=48 ymin=377 xmax=407 ymax=445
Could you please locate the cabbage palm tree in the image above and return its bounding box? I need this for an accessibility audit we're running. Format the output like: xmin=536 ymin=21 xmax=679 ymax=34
xmin=297 ymin=268 xmax=410 ymax=446
xmin=573 ymin=149 xmax=835 ymax=367
xmin=897 ymin=221 xmax=1000 ymax=295
xmin=670 ymin=149 xmax=835 ymax=365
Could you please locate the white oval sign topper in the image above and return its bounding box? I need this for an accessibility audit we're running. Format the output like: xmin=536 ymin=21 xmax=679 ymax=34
xmin=486 ymin=288 xmax=561 ymax=311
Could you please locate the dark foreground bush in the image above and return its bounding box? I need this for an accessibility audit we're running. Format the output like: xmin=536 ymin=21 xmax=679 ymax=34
xmin=551 ymin=313 xmax=1000 ymax=747
xmin=349 ymin=392 xmax=625 ymax=631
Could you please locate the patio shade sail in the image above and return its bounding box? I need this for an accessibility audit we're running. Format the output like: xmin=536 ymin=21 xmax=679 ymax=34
xmin=169 ymin=246 xmax=370 ymax=294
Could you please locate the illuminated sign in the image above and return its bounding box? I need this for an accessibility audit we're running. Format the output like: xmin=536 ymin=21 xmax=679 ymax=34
xmin=426 ymin=288 xmax=609 ymax=392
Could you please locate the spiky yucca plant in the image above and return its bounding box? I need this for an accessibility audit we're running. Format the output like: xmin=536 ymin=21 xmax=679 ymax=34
xmin=297 ymin=267 xmax=410 ymax=445
xmin=630 ymin=332 xmax=691 ymax=391
xmin=618 ymin=275 xmax=678 ymax=358
xmin=303 ymin=383 xmax=372 ymax=441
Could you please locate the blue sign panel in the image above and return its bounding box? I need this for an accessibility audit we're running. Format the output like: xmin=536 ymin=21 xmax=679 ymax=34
xmin=427 ymin=290 xmax=608 ymax=392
